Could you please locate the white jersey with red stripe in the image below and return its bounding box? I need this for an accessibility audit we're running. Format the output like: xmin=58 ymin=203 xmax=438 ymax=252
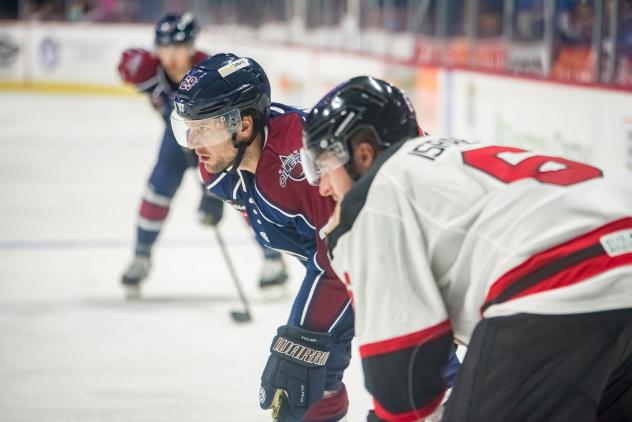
xmin=326 ymin=136 xmax=632 ymax=420
xmin=329 ymin=136 xmax=632 ymax=346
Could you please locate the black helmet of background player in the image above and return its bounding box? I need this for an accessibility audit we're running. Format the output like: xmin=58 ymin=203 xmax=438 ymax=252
xmin=154 ymin=12 xmax=198 ymax=46
xmin=301 ymin=76 xmax=418 ymax=185
xmin=170 ymin=53 xmax=271 ymax=171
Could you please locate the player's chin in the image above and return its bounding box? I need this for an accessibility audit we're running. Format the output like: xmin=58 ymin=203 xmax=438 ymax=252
xmin=203 ymin=161 xmax=219 ymax=173
xmin=204 ymin=160 xmax=228 ymax=174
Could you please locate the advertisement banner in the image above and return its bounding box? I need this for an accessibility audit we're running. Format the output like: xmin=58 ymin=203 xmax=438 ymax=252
xmin=449 ymin=70 xmax=632 ymax=170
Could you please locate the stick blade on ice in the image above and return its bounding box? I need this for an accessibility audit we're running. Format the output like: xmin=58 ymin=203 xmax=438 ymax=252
xmin=230 ymin=310 xmax=252 ymax=323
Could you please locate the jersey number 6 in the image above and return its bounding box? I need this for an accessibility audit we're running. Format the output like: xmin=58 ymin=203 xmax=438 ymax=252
xmin=462 ymin=146 xmax=603 ymax=187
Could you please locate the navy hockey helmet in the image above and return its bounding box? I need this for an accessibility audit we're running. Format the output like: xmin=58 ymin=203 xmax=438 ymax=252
xmin=155 ymin=12 xmax=198 ymax=46
xmin=171 ymin=53 xmax=271 ymax=171
xmin=301 ymin=76 xmax=418 ymax=185
xmin=172 ymin=53 xmax=270 ymax=123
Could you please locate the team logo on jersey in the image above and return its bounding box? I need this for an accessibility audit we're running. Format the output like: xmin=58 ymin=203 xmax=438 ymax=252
xmin=179 ymin=75 xmax=198 ymax=91
xmin=279 ymin=151 xmax=305 ymax=187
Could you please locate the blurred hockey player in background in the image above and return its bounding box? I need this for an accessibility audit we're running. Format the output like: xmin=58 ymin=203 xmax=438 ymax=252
xmin=302 ymin=76 xmax=632 ymax=422
xmin=117 ymin=13 xmax=287 ymax=298
xmin=170 ymin=53 xmax=355 ymax=422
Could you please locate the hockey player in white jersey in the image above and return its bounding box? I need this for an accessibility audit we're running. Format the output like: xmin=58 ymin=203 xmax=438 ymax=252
xmin=301 ymin=76 xmax=632 ymax=422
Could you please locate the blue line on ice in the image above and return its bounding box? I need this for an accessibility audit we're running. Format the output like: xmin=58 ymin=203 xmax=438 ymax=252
xmin=0 ymin=237 xmax=253 ymax=250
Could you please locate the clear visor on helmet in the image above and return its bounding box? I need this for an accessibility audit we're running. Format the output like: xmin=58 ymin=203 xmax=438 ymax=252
xmin=300 ymin=140 xmax=350 ymax=186
xmin=170 ymin=108 xmax=242 ymax=149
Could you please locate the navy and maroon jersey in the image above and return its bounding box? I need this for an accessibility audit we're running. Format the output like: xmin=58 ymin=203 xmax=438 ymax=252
xmin=200 ymin=103 xmax=352 ymax=334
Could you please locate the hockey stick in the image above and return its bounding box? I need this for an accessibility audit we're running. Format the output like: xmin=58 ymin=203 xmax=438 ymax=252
xmin=212 ymin=225 xmax=252 ymax=323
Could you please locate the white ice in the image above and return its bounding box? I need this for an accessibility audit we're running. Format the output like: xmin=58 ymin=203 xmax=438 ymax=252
xmin=0 ymin=92 xmax=372 ymax=421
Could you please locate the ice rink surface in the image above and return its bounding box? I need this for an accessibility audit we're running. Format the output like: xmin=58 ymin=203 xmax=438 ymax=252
xmin=0 ymin=92 xmax=372 ymax=421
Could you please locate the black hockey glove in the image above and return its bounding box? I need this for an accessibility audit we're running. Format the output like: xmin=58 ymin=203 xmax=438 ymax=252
xmin=197 ymin=192 xmax=224 ymax=226
xmin=260 ymin=325 xmax=331 ymax=421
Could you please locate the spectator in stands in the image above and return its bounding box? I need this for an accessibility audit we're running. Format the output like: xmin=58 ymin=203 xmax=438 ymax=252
xmin=552 ymin=0 xmax=596 ymax=82
xmin=479 ymin=0 xmax=504 ymax=39
xmin=558 ymin=0 xmax=594 ymax=44
xmin=616 ymin=0 xmax=632 ymax=84
xmin=67 ymin=0 xmax=96 ymax=21
xmin=515 ymin=0 xmax=545 ymax=42
xmin=26 ymin=0 xmax=65 ymax=20
xmin=475 ymin=0 xmax=505 ymax=69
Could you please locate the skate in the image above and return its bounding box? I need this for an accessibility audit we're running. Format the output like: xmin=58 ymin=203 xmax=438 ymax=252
xmin=259 ymin=256 xmax=288 ymax=288
xmin=258 ymin=256 xmax=289 ymax=301
xmin=121 ymin=255 xmax=151 ymax=300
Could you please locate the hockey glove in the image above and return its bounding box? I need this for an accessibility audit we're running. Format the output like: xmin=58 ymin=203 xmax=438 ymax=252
xmin=260 ymin=325 xmax=331 ymax=421
xmin=197 ymin=193 xmax=224 ymax=226
xmin=117 ymin=48 xmax=160 ymax=85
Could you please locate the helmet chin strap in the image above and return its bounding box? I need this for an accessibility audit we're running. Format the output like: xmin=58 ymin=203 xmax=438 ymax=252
xmin=344 ymin=162 xmax=360 ymax=181
xmin=343 ymin=142 xmax=361 ymax=181
xmin=226 ymin=125 xmax=262 ymax=175
xmin=216 ymin=112 xmax=266 ymax=175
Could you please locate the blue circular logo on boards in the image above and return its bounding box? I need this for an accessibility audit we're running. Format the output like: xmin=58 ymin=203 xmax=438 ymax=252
xmin=39 ymin=37 xmax=60 ymax=70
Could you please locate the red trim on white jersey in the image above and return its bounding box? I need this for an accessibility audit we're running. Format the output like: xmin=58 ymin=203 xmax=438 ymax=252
xmin=373 ymin=390 xmax=445 ymax=422
xmin=359 ymin=320 xmax=452 ymax=359
xmin=484 ymin=217 xmax=632 ymax=310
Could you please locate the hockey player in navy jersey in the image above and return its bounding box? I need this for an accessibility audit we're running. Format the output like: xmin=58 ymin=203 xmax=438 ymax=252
xmin=171 ymin=53 xmax=353 ymax=421
xmin=117 ymin=14 xmax=287 ymax=298
xmin=302 ymin=76 xmax=632 ymax=421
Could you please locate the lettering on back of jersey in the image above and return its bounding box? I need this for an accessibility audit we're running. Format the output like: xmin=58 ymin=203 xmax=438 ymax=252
xmin=409 ymin=137 xmax=475 ymax=161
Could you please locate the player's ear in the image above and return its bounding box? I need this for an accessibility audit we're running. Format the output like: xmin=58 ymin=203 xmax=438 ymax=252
xmin=238 ymin=114 xmax=254 ymax=140
xmin=353 ymin=142 xmax=376 ymax=176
